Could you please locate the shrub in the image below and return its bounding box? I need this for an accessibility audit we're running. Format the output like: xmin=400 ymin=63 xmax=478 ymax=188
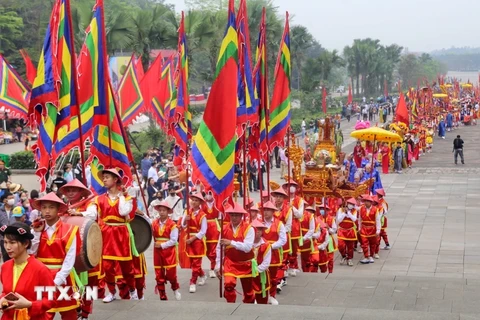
xmin=10 ymin=151 xmax=35 ymax=169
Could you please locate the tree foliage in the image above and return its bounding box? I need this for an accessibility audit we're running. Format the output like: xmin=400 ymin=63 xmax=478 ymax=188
xmin=397 ymin=53 xmax=447 ymax=88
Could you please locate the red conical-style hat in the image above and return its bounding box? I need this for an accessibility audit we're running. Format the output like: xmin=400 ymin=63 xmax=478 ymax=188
xmin=59 ymin=179 xmax=91 ymax=198
xmin=225 ymin=203 xmax=247 ymax=215
xmin=32 ymin=192 xmax=68 ymax=213
xmin=251 ymin=219 xmax=267 ymax=229
xmin=262 ymin=201 xmax=277 ymax=211
xmin=271 ymin=187 xmax=288 ymax=197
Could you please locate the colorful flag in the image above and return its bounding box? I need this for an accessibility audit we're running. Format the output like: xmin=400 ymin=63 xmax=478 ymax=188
xmin=29 ymin=0 xmax=79 ymax=190
xmin=81 ymin=0 xmax=133 ymax=193
xmin=0 ymin=55 xmax=30 ymax=120
xmin=117 ymin=54 xmax=144 ymax=126
xmin=190 ymin=0 xmax=238 ymax=209
xmin=395 ymin=92 xmax=409 ymax=126
xmin=150 ymin=56 xmax=174 ymax=128
xmin=171 ymin=12 xmax=191 ymax=157
xmin=268 ymin=13 xmax=291 ymax=150
xmin=140 ymin=53 xmax=162 ymax=111
xmin=19 ymin=49 xmax=37 ymax=85
xmin=252 ymin=7 xmax=268 ymax=156
xmin=322 ymin=86 xmax=327 ymax=114
xmin=236 ymin=0 xmax=257 ymax=127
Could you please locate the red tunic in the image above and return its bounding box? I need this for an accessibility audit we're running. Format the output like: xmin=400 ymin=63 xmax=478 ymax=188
xmin=289 ymin=196 xmax=304 ymax=239
xmin=324 ymin=215 xmax=338 ymax=252
xmin=313 ymin=216 xmax=328 ymax=266
xmin=298 ymin=212 xmax=314 ymax=253
xmin=181 ymin=208 xmax=207 ymax=258
xmin=337 ymin=209 xmax=358 ymax=241
xmin=274 ymin=204 xmax=291 ymax=254
xmin=203 ymin=202 xmax=220 ymax=243
xmin=262 ymin=218 xmax=283 ymax=267
xmin=152 ymin=218 xmax=178 ymax=269
xmin=359 ymin=206 xmax=378 ymax=237
xmin=222 ymin=221 xmax=255 ymax=277
xmin=252 ymin=240 xmax=271 ymax=295
xmin=36 ymin=220 xmax=81 ymax=313
xmin=95 ymin=194 xmax=135 ymax=261
xmin=0 ymin=255 xmax=56 ymax=320
xmin=377 ymin=198 xmax=389 ymax=229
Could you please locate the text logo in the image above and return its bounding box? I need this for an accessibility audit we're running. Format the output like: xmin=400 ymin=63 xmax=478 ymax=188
xmin=34 ymin=286 xmax=98 ymax=301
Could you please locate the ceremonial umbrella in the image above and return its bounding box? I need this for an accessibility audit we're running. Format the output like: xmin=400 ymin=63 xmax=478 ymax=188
xmin=432 ymin=93 xmax=448 ymax=98
xmin=350 ymin=126 xmax=402 ymax=145
xmin=461 ymin=83 xmax=473 ymax=88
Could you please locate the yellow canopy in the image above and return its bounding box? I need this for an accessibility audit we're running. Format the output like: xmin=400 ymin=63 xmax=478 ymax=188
xmin=432 ymin=93 xmax=448 ymax=98
xmin=461 ymin=83 xmax=473 ymax=88
xmin=444 ymin=84 xmax=452 ymax=88
xmin=350 ymin=126 xmax=402 ymax=143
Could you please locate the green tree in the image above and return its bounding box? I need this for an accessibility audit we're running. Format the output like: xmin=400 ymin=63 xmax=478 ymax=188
xmin=290 ymin=25 xmax=314 ymax=90
xmin=0 ymin=9 xmax=24 ymax=60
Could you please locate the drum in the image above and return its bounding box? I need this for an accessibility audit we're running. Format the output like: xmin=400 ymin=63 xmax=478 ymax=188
xmin=130 ymin=214 xmax=152 ymax=254
xmin=61 ymin=216 xmax=102 ymax=273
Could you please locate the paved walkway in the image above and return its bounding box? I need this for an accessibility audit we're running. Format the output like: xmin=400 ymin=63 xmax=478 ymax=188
xmin=1 ymin=118 xmax=479 ymax=319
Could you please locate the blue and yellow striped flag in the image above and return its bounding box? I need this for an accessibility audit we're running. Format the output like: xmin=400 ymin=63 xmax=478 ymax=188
xmin=268 ymin=13 xmax=291 ymax=150
xmin=190 ymin=0 xmax=238 ymax=209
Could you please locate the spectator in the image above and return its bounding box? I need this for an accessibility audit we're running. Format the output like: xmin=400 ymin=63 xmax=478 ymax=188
xmin=15 ymin=125 xmax=22 ymax=142
xmin=51 ymin=170 xmax=67 ymax=190
xmin=24 ymin=135 xmax=30 ymax=151
xmin=64 ymin=164 xmax=74 ymax=182
xmin=164 ymin=186 xmax=183 ymax=222
xmin=141 ymin=153 xmax=152 ymax=184
xmin=0 ymin=191 xmax=16 ymax=262
xmin=12 ymin=206 xmax=28 ymax=224
xmin=29 ymin=189 xmax=40 ymax=222
xmin=147 ymin=177 xmax=160 ymax=206
xmin=0 ymin=160 xmax=11 ymax=184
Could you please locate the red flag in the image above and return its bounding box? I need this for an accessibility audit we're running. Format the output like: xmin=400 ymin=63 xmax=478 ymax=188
xmin=322 ymin=86 xmax=327 ymax=114
xmin=140 ymin=53 xmax=162 ymax=110
xmin=116 ymin=54 xmax=144 ymax=126
xmin=134 ymin=56 xmax=144 ymax=82
xmin=395 ymin=92 xmax=409 ymax=126
xmin=19 ymin=49 xmax=37 ymax=85
xmin=347 ymin=83 xmax=353 ymax=104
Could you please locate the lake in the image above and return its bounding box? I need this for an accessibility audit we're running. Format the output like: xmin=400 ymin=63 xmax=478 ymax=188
xmin=446 ymin=71 xmax=479 ymax=84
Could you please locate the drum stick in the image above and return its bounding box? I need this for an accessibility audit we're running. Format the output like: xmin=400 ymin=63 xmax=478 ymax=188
xmin=70 ymin=195 xmax=96 ymax=210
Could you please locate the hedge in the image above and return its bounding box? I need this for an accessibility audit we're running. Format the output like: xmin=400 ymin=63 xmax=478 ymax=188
xmin=9 ymin=151 xmax=35 ymax=169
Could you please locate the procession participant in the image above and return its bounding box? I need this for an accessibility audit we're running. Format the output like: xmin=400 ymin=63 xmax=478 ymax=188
xmin=202 ymin=192 xmax=221 ymax=278
xmin=261 ymin=201 xmax=286 ymax=305
xmin=375 ymin=189 xmax=390 ymax=250
xmin=257 ymin=191 xmax=271 ymax=208
xmin=152 ymin=200 xmax=181 ymax=301
xmin=59 ymin=179 xmax=105 ymax=319
xmin=336 ymin=198 xmax=358 ymax=267
xmin=251 ymin=219 xmax=272 ymax=305
xmin=298 ymin=205 xmax=315 ymax=272
xmin=271 ymin=187 xmax=291 ymax=292
xmin=0 ymin=222 xmax=56 ymax=320
xmin=353 ymin=141 xmax=365 ymax=168
xmin=246 ymin=205 xmax=261 ymax=223
xmin=214 ymin=203 xmax=255 ymax=303
xmin=311 ymin=205 xmax=329 ymax=273
xmin=30 ymin=193 xmax=80 ymax=320
xmin=358 ymin=196 xmax=381 ymax=264
xmin=322 ymin=203 xmax=337 ymax=273
xmin=282 ymin=180 xmax=304 ymax=277
xmin=380 ymin=143 xmax=390 ymax=174
xmin=180 ymin=193 xmax=207 ymax=293
xmin=82 ymin=169 xmax=138 ymax=303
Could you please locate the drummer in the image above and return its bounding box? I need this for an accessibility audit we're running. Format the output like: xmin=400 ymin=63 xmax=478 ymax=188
xmin=29 ymin=192 xmax=81 ymax=320
xmin=82 ymin=168 xmax=138 ymax=303
xmin=58 ymin=179 xmax=105 ymax=320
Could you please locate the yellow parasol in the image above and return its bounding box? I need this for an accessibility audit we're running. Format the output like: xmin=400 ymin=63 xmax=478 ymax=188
xmin=461 ymin=83 xmax=473 ymax=88
xmin=432 ymin=93 xmax=448 ymax=98
xmin=350 ymin=126 xmax=402 ymax=143
xmin=444 ymin=84 xmax=452 ymax=88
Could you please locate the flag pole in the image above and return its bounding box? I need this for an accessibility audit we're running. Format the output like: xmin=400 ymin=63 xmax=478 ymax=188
xmin=242 ymin=133 xmax=247 ymax=209
xmin=262 ymin=12 xmax=271 ymax=194
xmin=287 ymin=127 xmax=291 ymax=198
xmin=108 ymin=81 xmax=150 ymax=218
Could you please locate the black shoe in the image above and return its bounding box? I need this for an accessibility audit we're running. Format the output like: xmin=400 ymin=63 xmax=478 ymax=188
xmin=462 ymin=162 xmax=465 ymax=164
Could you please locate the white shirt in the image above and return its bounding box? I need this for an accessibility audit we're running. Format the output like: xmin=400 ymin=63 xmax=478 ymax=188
xmin=29 ymin=220 xmax=77 ymax=286
xmin=214 ymin=224 xmax=254 ymax=270
xmin=148 ymin=166 xmax=159 ymax=183
xmin=82 ymin=194 xmax=133 ymax=220
xmin=279 ymin=205 xmax=293 ymax=233
xmin=181 ymin=209 xmax=207 ymax=239
xmin=85 ymin=166 xmax=92 ymax=187
xmin=290 ymin=197 xmax=304 ymax=220
xmin=254 ymin=238 xmax=271 ymax=273
xmin=358 ymin=206 xmax=381 ymax=233
xmin=336 ymin=208 xmax=357 ymax=224
xmin=156 ymin=218 xmax=178 ymax=249
xmin=313 ymin=227 xmax=330 ymax=250
xmin=302 ymin=214 xmax=315 ymax=241
xmin=264 ymin=218 xmax=287 ymax=249
xmin=165 ymin=195 xmax=183 ymax=221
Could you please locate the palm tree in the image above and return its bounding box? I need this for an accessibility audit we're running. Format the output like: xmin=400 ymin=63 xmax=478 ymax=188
xmin=290 ymin=25 xmax=314 ymax=90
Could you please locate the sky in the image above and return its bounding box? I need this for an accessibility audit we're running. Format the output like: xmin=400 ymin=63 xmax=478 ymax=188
xmin=164 ymin=0 xmax=480 ymax=53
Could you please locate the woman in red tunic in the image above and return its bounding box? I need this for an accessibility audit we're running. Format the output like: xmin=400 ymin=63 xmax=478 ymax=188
xmin=380 ymin=143 xmax=390 ymax=174
xmin=0 ymin=222 xmax=56 ymax=320
xmin=353 ymin=141 xmax=365 ymax=168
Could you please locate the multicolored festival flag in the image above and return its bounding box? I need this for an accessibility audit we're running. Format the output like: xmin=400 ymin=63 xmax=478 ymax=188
xmin=117 ymin=54 xmax=144 ymax=126
xmin=150 ymin=55 xmax=174 ymax=129
xmin=19 ymin=49 xmax=37 ymax=85
xmin=267 ymin=13 xmax=291 ymax=149
xmin=190 ymin=0 xmax=238 ymax=209
xmin=29 ymin=0 xmax=79 ymax=190
xmin=236 ymin=0 xmax=257 ymax=127
xmin=252 ymin=8 xmax=268 ymax=156
xmin=82 ymin=0 xmax=133 ymax=193
xmin=0 ymin=55 xmax=30 ymax=120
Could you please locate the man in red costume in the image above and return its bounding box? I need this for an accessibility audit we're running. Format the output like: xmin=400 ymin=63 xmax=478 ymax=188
xmin=203 ymin=193 xmax=221 ymax=278
xmin=82 ymin=169 xmax=138 ymax=303
xmin=251 ymin=219 xmax=272 ymax=304
xmin=358 ymin=196 xmax=381 ymax=264
xmin=375 ymin=189 xmax=390 ymax=250
xmin=30 ymin=193 xmax=80 ymax=320
xmin=320 ymin=203 xmax=337 ymax=273
xmin=311 ymin=205 xmax=329 ymax=273
xmin=152 ymin=200 xmax=181 ymax=301
xmin=180 ymin=193 xmax=207 ymax=293
xmin=271 ymin=187 xmax=291 ymax=292
xmin=298 ymin=205 xmax=315 ymax=272
xmin=336 ymin=198 xmax=358 ymax=267
xmin=282 ymin=180 xmax=304 ymax=277
xmin=60 ymin=179 xmax=105 ymax=320
xmin=215 ymin=203 xmax=255 ymax=303
xmin=261 ymin=201 xmax=286 ymax=305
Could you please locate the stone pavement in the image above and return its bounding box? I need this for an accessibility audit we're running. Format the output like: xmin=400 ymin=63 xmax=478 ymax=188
xmin=1 ymin=119 xmax=480 ymax=319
